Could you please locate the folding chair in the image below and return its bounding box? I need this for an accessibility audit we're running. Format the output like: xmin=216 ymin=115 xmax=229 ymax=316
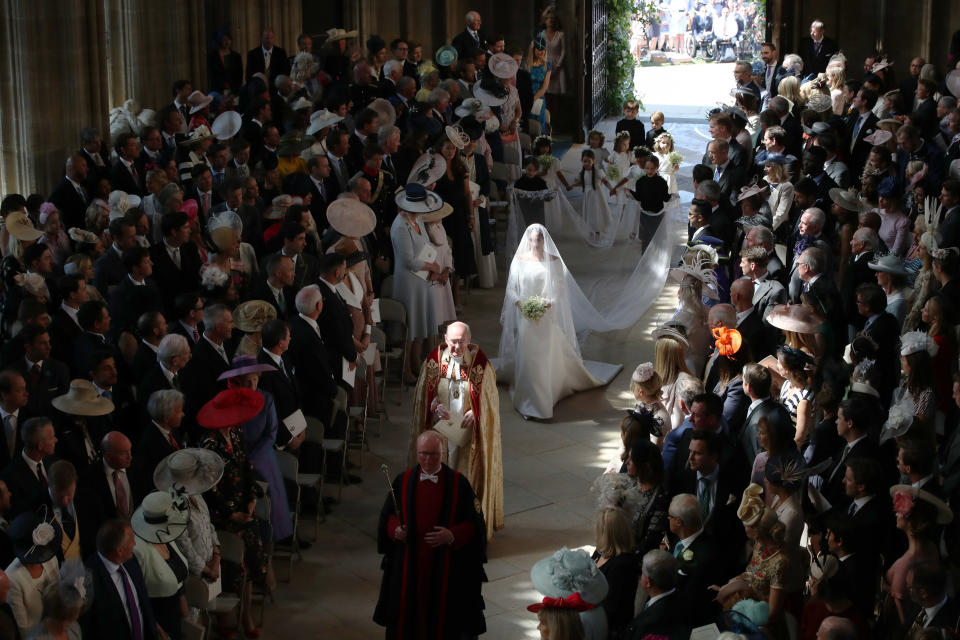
xmin=251 ymin=490 xmax=273 ymax=623
xmin=321 ymin=389 xmax=350 ymax=503
xmin=378 ymin=298 xmax=408 ymax=398
xmin=518 ymin=131 xmax=532 ymax=154
xmin=369 ymin=325 xmax=391 ymax=428
xmin=274 ymin=450 xmax=302 ymax=577
xmin=210 ymin=530 xmax=247 ymax=635
xmin=527 ymin=118 xmax=542 ymax=137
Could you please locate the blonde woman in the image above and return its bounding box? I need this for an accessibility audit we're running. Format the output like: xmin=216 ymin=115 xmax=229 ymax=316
xmin=826 ymin=65 xmax=847 ymax=114
xmin=777 ymin=75 xmax=803 ymax=114
xmin=764 ymin=156 xmax=794 ymax=232
xmin=592 ymin=508 xmax=640 ymax=636
xmin=653 ymin=327 xmax=698 ymax=429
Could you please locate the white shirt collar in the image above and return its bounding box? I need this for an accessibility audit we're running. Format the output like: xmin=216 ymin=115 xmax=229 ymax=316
xmin=846 ymin=433 xmax=867 ymax=448
xmin=262 ymin=348 xmax=283 ymax=367
xmin=679 ymin=529 xmax=703 ymax=550
xmin=697 ymin=466 xmax=719 ymax=483
xmin=299 ymin=313 xmax=320 ymax=332
xmin=104 ymin=458 xmax=125 ymax=476
xmin=852 ymin=495 xmax=874 ymax=510
xmin=159 ymin=363 xmax=176 ymax=384
xmin=203 ymin=334 xmax=226 ymax=353
xmin=923 ymin=595 xmax=949 ymax=627
xmin=747 ymin=397 xmax=765 ymax=414
xmin=319 ymin=277 xmax=338 ymax=293
xmin=98 ymin=552 xmax=122 ymax=574
xmin=646 ymin=588 xmax=677 ymax=609
xmin=25 ymin=355 xmax=42 ymax=370
xmin=913 ymin=474 xmax=935 ymax=489
xmin=140 ymin=339 xmax=158 ymax=354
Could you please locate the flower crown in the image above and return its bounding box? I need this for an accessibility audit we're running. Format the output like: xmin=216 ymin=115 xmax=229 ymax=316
xmin=614 ymin=130 xmax=631 ymax=141
xmin=932 ymin=247 xmax=959 ymax=261
xmin=654 ymin=131 xmax=674 ymax=143
xmin=587 ymin=130 xmax=605 ymax=143
xmin=533 ymin=134 xmax=553 ymax=148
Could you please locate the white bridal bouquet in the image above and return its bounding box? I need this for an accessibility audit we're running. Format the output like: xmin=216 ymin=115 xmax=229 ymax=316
xmin=521 ymin=296 xmax=548 ymax=321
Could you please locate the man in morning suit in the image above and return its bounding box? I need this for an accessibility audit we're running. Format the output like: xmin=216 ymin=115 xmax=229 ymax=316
xmin=316 ymin=254 xmax=361 ymax=385
xmin=149 ymin=211 xmax=202 ymax=313
xmin=133 ymin=390 xmax=185 ymax=502
xmin=847 ymin=89 xmax=880 ymax=180
xmin=842 ymin=228 xmax=878 ymax=335
xmin=1 ymin=417 xmax=56 ymax=516
xmin=259 ymin=222 xmax=318 ymax=296
xmin=739 ymin=364 xmax=792 ymax=463
xmin=81 ymin=519 xmax=160 ymax=640
xmin=48 ymin=155 xmax=90 ymax=231
xmin=820 ymin=395 xmax=879 ymax=507
xmin=0 ymin=372 xmax=29 ymax=467
xmin=78 ymin=432 xmax=139 ymax=554
xmin=109 ymin=134 xmax=145 ymax=197
xmin=666 ymin=494 xmax=724 ymax=625
xmin=9 ymin=325 xmax=70 ymax=424
xmin=289 ymin=285 xmax=338 ymax=430
xmin=798 ymin=19 xmax=839 ymax=77
xmin=94 ymin=217 xmax=139 ymax=295
xmin=451 ymin=11 xmax=487 ymax=61
xmin=257 ymin=319 xmax=303 ymax=450
xmin=178 ymin=305 xmax=234 ymax=422
xmin=137 ymin=334 xmax=191 ymax=413
xmin=107 ymin=247 xmax=163 ymax=339
xmin=627 ymin=550 xmax=688 ymax=640
xmin=49 ymin=275 xmax=87 ymax=366
xmin=245 ymin=29 xmax=290 ymax=85
xmin=905 ymin=563 xmax=960 ymax=633
xmin=247 ymin=254 xmax=296 ymax=319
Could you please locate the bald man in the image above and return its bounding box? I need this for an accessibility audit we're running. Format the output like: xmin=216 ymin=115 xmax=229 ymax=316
xmin=730 ymin=278 xmax=770 ymax=359
xmin=375 ymin=430 xmax=487 ymax=638
xmin=410 ymin=321 xmax=503 ymax=540
xmin=48 ymin=154 xmax=91 ymax=230
xmin=78 ymin=431 xmax=140 ymax=553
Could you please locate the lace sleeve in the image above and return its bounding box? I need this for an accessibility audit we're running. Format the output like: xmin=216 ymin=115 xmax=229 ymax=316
xmin=513 ymin=188 xmax=556 ymax=201
xmin=635 ymin=488 xmax=670 ymax=555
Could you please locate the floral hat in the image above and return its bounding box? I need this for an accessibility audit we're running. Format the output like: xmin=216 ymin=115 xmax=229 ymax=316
xmin=712 ymin=327 xmax=742 ymax=358
xmin=631 ymin=362 xmax=655 ymax=384
xmin=10 ymin=509 xmax=62 ymax=564
xmin=890 ymin=484 xmax=952 ymax=524
xmin=530 ymin=547 xmax=609 ymax=605
xmin=900 ymin=330 xmax=938 ymax=357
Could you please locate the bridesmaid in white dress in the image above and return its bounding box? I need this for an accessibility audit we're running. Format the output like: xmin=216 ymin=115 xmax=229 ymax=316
xmin=497 ymin=224 xmax=620 ymax=419
xmin=390 ymin=184 xmax=445 ymax=383
xmin=424 ymin=204 xmax=457 ymax=327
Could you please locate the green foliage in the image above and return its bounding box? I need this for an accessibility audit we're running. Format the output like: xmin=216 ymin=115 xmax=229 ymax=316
xmin=605 ymin=0 xmax=640 ymax=115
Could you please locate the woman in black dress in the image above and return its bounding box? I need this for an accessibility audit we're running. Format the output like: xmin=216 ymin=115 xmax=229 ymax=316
xmin=592 ymin=507 xmax=641 ymax=639
xmin=434 ymin=135 xmax=477 ymax=305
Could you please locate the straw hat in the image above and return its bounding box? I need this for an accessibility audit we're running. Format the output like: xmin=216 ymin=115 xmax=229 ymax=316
xmin=488 ymin=53 xmax=519 ymax=79
xmin=876 ymin=118 xmax=903 ymax=131
xmin=327 ymin=198 xmax=377 ymax=237
xmin=277 ymin=131 xmax=315 ymax=156
xmin=187 ymin=90 xmax=214 ymax=114
xmin=829 ymin=187 xmax=870 ymax=213
xmin=211 ymin=111 xmax=242 ymax=140
xmin=324 ymin=28 xmax=358 ymax=43
xmin=406 ymin=152 xmax=447 ymax=186
xmin=108 ymin=190 xmax=142 ymax=217
xmin=395 ymin=183 xmax=444 ymax=214
xmin=652 ymin=322 xmax=689 ymax=347
xmin=233 ymin=300 xmax=278 ymax=333
xmin=52 ymin=379 xmax=115 ymax=416
xmin=154 ymin=448 xmax=225 ymax=495
xmin=422 ymin=202 xmax=454 ymax=224
xmin=4 ymin=210 xmax=43 ymax=241
xmin=889 ymin=484 xmax=953 ymax=524
xmin=871 ymin=59 xmax=894 ymax=74
xmin=217 ymin=354 xmax=277 ymax=381
xmin=765 ymin=304 xmax=819 ymax=334
xmin=131 ymin=491 xmax=190 ymax=544
xmin=806 ymin=93 xmax=832 ymax=113
xmin=197 ymin=387 xmax=265 ymax=429
xmin=179 ymin=125 xmax=213 ymax=146
xmin=207 ymin=210 xmax=243 ymax=251
xmin=9 ymin=511 xmax=62 ymax=565
xmin=435 ymin=45 xmax=458 ymax=67
xmin=737 ymin=184 xmax=769 ymax=202
xmin=264 ymin=194 xmax=293 ymax=221
xmin=668 ymin=252 xmax=719 ymax=299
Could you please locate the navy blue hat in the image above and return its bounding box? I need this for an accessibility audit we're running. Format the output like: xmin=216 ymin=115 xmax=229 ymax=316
xmin=877 ymin=176 xmax=901 ymax=198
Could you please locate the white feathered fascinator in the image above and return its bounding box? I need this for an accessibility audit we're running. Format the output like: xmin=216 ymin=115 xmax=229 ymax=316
xmin=58 ymin=559 xmax=93 ymax=611
xmin=669 ymin=248 xmax=719 ymax=298
xmin=591 ymin=473 xmax=646 ymax=522
xmin=880 ymin=392 xmax=916 ymax=443
xmin=900 ymin=330 xmax=938 ymax=357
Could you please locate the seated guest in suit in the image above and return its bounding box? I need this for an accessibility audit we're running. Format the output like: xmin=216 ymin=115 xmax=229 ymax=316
xmin=628 ymin=550 xmax=687 ymax=640
xmin=5 ymin=511 xmax=62 ymax=635
xmin=78 ymin=432 xmax=138 ymax=554
xmin=667 ymin=494 xmax=724 ymax=624
xmin=133 ymin=390 xmax=186 ymax=502
xmin=316 ymin=253 xmax=361 ymax=382
xmin=707 ymin=138 xmax=748 ymax=205
xmin=592 ymin=507 xmax=641 ymax=638
xmin=48 ymin=459 xmax=84 ymax=562
xmin=0 ymin=371 xmax=29 ymax=467
xmin=51 ymin=379 xmax=113 ymax=473
xmin=168 ymin=293 xmax=204 ymax=350
xmin=1 ymin=417 xmax=56 ymax=516
xmin=107 ymin=247 xmax=163 ymax=340
xmin=82 ymin=518 xmax=162 ymax=640
xmin=132 ymin=311 xmax=167 ymax=381
xmin=149 ymin=211 xmax=202 ymax=313
xmin=289 ymin=285 xmax=338 ymax=432
xmin=131 ymin=490 xmax=191 ymax=639
xmin=94 ymin=217 xmax=139 ymax=294
xmin=138 ymin=334 xmax=190 ymax=404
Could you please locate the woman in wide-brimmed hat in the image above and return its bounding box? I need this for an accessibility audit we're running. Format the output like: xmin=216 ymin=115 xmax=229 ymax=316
xmin=6 ymin=510 xmax=62 ymax=634
xmin=233 ymin=299 xmax=278 ymax=356
xmin=154 ymin=448 xmax=225 ymax=584
xmin=869 ymin=253 xmax=911 ymax=326
xmin=52 ymin=379 xmax=115 ymax=470
xmin=390 ymin=184 xmax=446 ymax=383
xmin=131 ymin=490 xmax=191 ymax=640
xmin=196 ymin=386 xmax=269 ymax=637
xmin=204 ymin=209 xmax=258 ymax=299
xmin=326 ymin=198 xmax=383 ymax=411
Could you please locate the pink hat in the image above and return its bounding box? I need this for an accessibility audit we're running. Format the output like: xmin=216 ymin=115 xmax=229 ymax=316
xmin=38 ymin=202 xmax=59 ymax=225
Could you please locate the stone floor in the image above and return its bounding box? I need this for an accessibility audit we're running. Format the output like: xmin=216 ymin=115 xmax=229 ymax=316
xmin=262 ymin=67 xmax=734 ymax=639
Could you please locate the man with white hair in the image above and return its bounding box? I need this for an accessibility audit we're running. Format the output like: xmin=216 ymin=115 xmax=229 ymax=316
xmin=665 ymin=494 xmax=723 ymax=625
xmin=842 ymin=227 xmax=879 ymax=334
xmin=788 ymin=209 xmax=831 ymax=302
xmin=799 ymin=19 xmax=838 ymax=76
xmin=133 ymin=389 xmax=186 ymax=497
xmin=628 ymin=550 xmax=686 ymax=639
xmin=410 ymin=321 xmax=503 ymax=540
xmin=289 ymin=285 xmax=338 ymax=433
xmin=379 ymin=59 xmax=403 ymax=99
xmin=451 ymin=10 xmax=487 ymax=60
xmin=138 ymin=333 xmax=191 ymax=403
xmin=816 ymin=616 xmax=857 ymax=640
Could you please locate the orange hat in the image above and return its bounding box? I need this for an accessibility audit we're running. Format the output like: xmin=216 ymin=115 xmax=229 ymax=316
xmin=712 ymin=327 xmax=742 ymax=358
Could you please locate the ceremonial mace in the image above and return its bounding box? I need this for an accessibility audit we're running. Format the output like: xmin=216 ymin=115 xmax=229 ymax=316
xmin=380 ymin=463 xmax=403 ymax=525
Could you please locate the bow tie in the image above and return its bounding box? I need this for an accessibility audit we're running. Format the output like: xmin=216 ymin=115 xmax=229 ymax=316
xmin=419 ymin=472 xmax=439 ymax=483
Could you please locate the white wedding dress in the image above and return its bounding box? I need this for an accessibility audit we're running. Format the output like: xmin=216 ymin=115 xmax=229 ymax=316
xmin=496 ymin=225 xmax=622 ymax=419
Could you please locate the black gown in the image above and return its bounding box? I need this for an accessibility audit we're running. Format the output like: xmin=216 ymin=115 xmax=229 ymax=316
xmin=434 ymin=171 xmax=478 ymax=278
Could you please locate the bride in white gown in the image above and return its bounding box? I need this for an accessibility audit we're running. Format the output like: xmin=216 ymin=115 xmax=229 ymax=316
xmin=497 ymin=224 xmax=622 ymax=419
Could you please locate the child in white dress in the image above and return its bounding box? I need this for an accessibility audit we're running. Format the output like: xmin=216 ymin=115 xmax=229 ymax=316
xmin=604 ymin=131 xmax=634 ymax=203
xmin=652 ymin=131 xmax=680 ymax=195
xmin=586 ymin=130 xmax=609 ymax=165
xmin=567 ymin=149 xmax=611 ymax=242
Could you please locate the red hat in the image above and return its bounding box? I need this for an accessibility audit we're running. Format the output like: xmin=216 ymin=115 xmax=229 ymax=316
xmin=526 ymin=593 xmax=596 ymax=613
xmin=196 ymin=388 xmax=264 ymax=429
xmin=178 ymin=199 xmax=199 ymax=222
